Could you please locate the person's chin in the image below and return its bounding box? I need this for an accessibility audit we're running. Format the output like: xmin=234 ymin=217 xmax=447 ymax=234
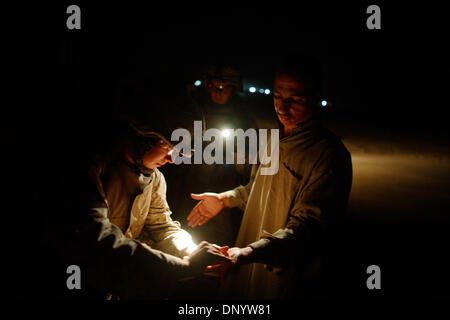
xmin=144 ymin=163 xmax=158 ymax=170
xmin=278 ymin=116 xmax=292 ymax=126
xmin=212 ymin=98 xmax=227 ymax=104
xmin=155 ymin=162 xmax=166 ymax=168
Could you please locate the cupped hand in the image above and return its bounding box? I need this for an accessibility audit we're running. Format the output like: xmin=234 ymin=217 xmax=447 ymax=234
xmin=186 ymin=241 xmax=232 ymax=275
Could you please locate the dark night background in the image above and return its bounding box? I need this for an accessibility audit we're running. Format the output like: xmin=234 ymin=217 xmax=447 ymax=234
xmin=1 ymin=0 xmax=449 ymax=310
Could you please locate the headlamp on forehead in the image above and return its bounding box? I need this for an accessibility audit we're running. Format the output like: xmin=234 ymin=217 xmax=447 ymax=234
xmin=207 ymin=79 xmax=227 ymax=91
xmin=130 ymin=123 xmax=194 ymax=165
xmin=135 ymin=132 xmax=171 ymax=155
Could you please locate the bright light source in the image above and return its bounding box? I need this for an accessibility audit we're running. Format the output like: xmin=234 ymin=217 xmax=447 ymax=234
xmin=321 ymin=100 xmax=328 ymax=107
xmin=221 ymin=129 xmax=231 ymax=137
xmin=264 ymin=89 xmax=270 ymax=95
xmin=249 ymin=86 xmax=256 ymax=93
xmin=194 ymin=80 xmax=202 ymax=87
xmin=259 ymin=88 xmax=264 ymax=93
xmin=173 ymin=232 xmax=198 ymax=255
xmin=184 ymin=242 xmax=198 ymax=255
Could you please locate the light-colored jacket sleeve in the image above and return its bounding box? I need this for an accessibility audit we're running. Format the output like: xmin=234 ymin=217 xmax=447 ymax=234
xmin=249 ymin=147 xmax=352 ymax=268
xmin=138 ymin=170 xmax=195 ymax=257
xmin=222 ymin=163 xmax=259 ymax=211
xmin=74 ymin=163 xmax=190 ymax=299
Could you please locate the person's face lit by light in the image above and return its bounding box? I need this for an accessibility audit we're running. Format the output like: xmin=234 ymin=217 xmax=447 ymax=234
xmin=273 ymin=73 xmax=314 ymax=134
xmin=142 ymin=140 xmax=174 ymax=169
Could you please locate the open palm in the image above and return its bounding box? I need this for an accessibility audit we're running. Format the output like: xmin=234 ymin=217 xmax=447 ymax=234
xmin=186 ymin=193 xmax=225 ymax=227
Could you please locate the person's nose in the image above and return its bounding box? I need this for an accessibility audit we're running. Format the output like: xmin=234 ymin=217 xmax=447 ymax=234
xmin=165 ymin=149 xmax=174 ymax=164
xmin=277 ymin=99 xmax=290 ymax=113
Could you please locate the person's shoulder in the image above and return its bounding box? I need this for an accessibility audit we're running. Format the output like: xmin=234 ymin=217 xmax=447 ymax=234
xmin=150 ymin=168 xmax=169 ymax=196
xmin=314 ymin=127 xmax=351 ymax=169
xmin=153 ymin=167 xmax=162 ymax=176
xmin=293 ymin=125 xmax=349 ymax=170
xmin=312 ymin=125 xmax=347 ymax=153
xmin=152 ymin=168 xmax=167 ymax=185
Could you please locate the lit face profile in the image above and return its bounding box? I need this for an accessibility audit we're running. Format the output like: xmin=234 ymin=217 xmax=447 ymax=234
xmin=142 ymin=140 xmax=174 ymax=170
xmin=273 ymin=73 xmax=314 ymax=132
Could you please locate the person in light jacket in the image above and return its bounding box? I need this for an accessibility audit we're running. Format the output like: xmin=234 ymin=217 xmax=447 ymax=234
xmin=57 ymin=109 xmax=230 ymax=299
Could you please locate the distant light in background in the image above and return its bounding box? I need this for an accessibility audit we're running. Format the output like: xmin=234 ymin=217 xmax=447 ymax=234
xmin=321 ymin=100 xmax=328 ymax=107
xmin=221 ymin=129 xmax=231 ymax=137
xmin=194 ymin=80 xmax=202 ymax=87
xmin=264 ymin=89 xmax=271 ymax=95
xmin=249 ymin=86 xmax=256 ymax=93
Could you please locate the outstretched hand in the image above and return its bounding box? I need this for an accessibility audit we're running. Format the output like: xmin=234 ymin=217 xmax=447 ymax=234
xmin=204 ymin=246 xmax=255 ymax=282
xmin=187 ymin=193 xmax=227 ymax=227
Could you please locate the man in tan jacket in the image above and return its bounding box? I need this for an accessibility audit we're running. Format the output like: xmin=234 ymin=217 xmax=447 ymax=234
xmin=59 ymin=118 xmax=230 ymax=299
xmin=187 ymin=55 xmax=353 ymax=299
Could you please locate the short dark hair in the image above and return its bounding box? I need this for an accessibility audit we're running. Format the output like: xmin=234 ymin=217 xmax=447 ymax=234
xmin=275 ymin=53 xmax=323 ymax=100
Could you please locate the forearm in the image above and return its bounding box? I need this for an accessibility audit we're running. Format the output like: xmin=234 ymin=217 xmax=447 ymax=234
xmin=219 ymin=184 xmax=249 ymax=211
xmin=217 ymin=192 xmax=231 ymax=207
xmin=247 ymin=223 xmax=319 ymax=268
xmin=78 ymin=207 xmax=190 ymax=298
xmin=140 ymin=225 xmax=195 ymax=257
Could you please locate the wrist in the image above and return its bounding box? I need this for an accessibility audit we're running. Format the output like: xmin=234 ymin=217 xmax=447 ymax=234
xmin=180 ymin=256 xmax=190 ymax=268
xmin=219 ymin=192 xmax=230 ymax=208
xmin=237 ymin=246 xmax=255 ymax=265
xmin=244 ymin=246 xmax=254 ymax=257
xmin=217 ymin=192 xmax=230 ymax=208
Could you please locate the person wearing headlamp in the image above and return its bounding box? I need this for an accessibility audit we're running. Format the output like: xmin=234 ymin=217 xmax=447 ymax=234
xmin=59 ymin=117 xmax=230 ymax=299
xmin=166 ymin=63 xmax=257 ymax=249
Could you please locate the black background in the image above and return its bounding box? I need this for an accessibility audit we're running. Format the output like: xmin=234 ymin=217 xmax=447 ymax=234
xmin=1 ymin=0 xmax=449 ymax=312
